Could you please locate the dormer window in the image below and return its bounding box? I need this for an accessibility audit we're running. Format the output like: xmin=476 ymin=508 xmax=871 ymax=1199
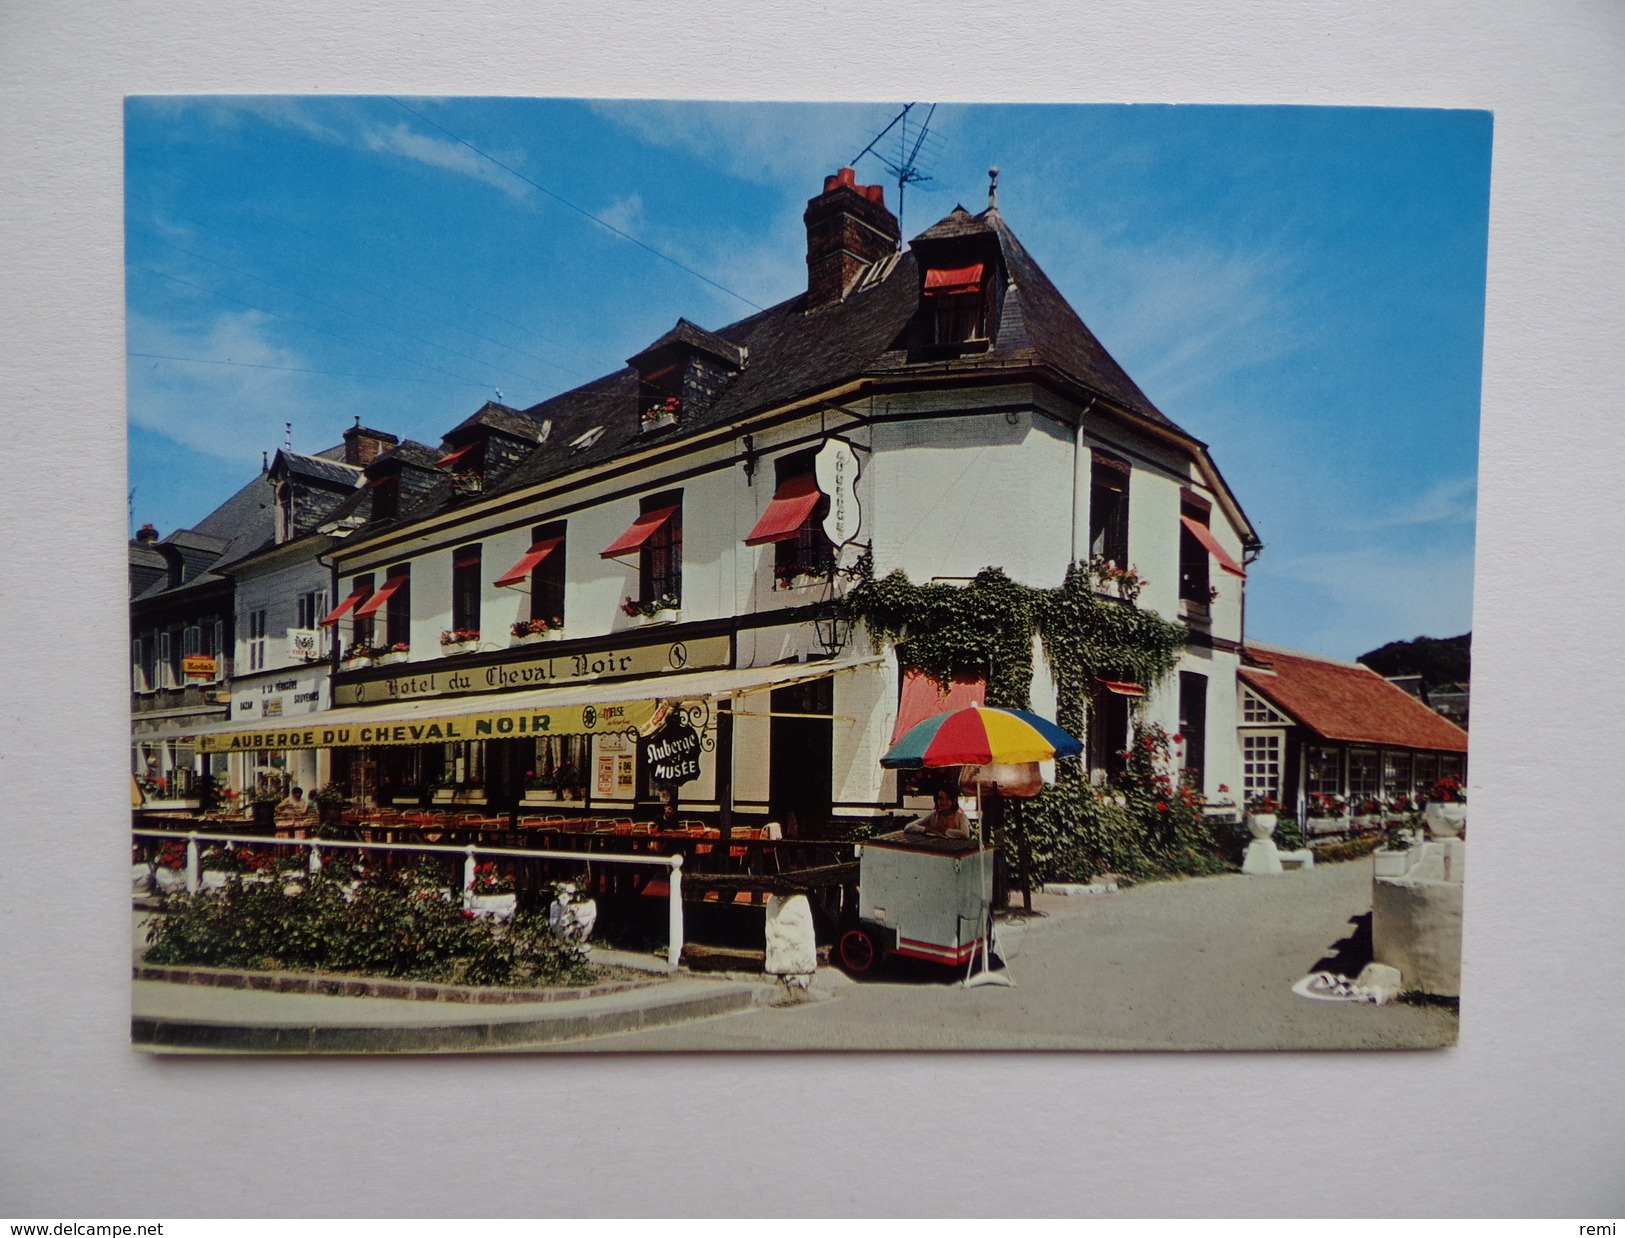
xmin=923 ymin=262 xmax=989 ymax=345
xmin=437 ymin=438 xmax=485 ymax=493
xmin=638 ymin=363 xmax=683 ymax=432
xmin=368 ymin=473 xmax=399 ymax=522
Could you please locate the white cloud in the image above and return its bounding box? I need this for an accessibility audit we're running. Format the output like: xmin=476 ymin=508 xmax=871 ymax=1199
xmin=1249 ymin=541 xmax=1476 ymax=659
xmin=126 ymin=310 xmax=325 ymax=464
xmin=359 ymin=123 xmax=532 ymax=202
xmin=588 ymin=100 xmax=881 ymax=188
xmin=1351 ymin=477 xmax=1478 ymax=531
xmin=596 ymin=193 xmax=645 ymax=238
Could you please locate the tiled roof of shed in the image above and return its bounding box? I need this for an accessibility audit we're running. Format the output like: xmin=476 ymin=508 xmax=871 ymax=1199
xmin=1240 ymin=643 xmax=1469 ymax=753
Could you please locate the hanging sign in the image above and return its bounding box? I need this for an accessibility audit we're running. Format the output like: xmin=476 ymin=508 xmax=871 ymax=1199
xmin=815 ymin=437 xmax=863 ymax=547
xmin=644 ymin=713 xmax=702 ymax=788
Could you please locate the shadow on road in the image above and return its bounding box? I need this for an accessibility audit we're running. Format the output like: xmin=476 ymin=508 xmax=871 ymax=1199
xmin=1309 ymin=911 xmax=1373 ymax=977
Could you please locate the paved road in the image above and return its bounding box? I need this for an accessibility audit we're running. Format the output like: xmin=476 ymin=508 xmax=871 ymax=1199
xmin=553 ymin=857 xmax=1459 ymax=1051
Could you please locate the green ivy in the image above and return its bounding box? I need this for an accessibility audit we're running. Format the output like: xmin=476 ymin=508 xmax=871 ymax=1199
xmin=844 ymin=556 xmax=1221 ymax=883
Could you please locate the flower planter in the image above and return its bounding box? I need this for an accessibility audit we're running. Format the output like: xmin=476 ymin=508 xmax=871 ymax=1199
xmin=469 ymin=892 xmax=517 ymax=921
xmin=441 ymin=640 xmax=479 ymax=656
xmin=1424 ymin=801 xmax=1466 ymax=838
xmin=549 ymin=894 xmax=598 ymax=942
xmin=154 ymin=867 xmax=188 ymax=896
xmin=1246 ymin=812 xmax=1278 ymax=840
xmin=512 ymin=629 xmax=562 ymax=646
xmin=633 ymin=608 xmax=679 ymax=627
xmin=1373 ymin=848 xmax=1413 ymax=878
xmin=131 ymin=863 xmax=153 ymax=896
xmin=200 ymin=870 xmax=232 ymax=891
xmin=640 ymin=411 xmax=679 ymax=432
xmin=342 ymin=656 xmax=375 ymax=671
xmin=374 ymin=650 xmax=409 ymax=666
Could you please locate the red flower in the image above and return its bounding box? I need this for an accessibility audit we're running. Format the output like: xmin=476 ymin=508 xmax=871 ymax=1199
xmin=1155 ymin=801 xmax=1168 ymax=813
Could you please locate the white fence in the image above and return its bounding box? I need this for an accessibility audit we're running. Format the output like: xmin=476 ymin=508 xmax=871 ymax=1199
xmin=131 ymin=828 xmax=685 ymax=967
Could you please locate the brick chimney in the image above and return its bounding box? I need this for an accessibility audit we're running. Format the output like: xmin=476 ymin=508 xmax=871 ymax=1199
xmin=804 ymin=167 xmax=900 ymax=311
xmin=135 ymin=523 xmax=159 ymax=543
xmin=343 ymin=422 xmax=399 ymax=468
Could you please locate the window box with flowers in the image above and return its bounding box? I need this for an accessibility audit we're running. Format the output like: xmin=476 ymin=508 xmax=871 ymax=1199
xmin=342 ymin=642 xmax=383 ymax=668
xmin=151 ymin=841 xmax=190 ymax=895
xmin=1352 ymin=797 xmax=1387 ymax=832
xmin=1086 ymin=554 xmax=1147 ymax=604
xmin=374 ymin=642 xmax=410 ymax=666
xmin=621 ymin=594 xmax=680 ymax=626
xmin=466 ymin=862 xmax=517 ymax=920
xmin=1421 ymin=775 xmax=1466 ymax=838
xmin=772 ymin=560 xmax=836 ymax=592
xmin=511 ymin=617 xmax=563 ymax=646
xmin=440 ymin=628 xmax=481 ymax=655
xmin=639 ymin=395 xmax=681 ymax=432
xmin=1305 ymin=791 xmax=1349 ymax=836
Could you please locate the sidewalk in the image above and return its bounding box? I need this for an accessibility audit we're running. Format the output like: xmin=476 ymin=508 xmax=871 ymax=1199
xmin=131 ymin=945 xmax=776 ymax=1053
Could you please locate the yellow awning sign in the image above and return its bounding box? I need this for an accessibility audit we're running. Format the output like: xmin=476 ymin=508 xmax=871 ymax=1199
xmin=195 ymin=698 xmax=660 ymax=753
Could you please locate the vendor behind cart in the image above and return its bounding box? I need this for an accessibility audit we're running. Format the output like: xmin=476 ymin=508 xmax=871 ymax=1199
xmin=904 ymin=788 xmax=971 ymax=839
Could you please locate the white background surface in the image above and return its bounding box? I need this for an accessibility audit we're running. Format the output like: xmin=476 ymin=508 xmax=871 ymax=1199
xmin=2 ymin=0 xmax=1622 ymax=1218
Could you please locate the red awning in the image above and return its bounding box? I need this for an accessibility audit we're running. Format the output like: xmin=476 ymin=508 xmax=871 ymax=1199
xmin=890 ymin=670 xmax=986 ymax=745
xmin=353 ymin=573 xmax=408 ymax=619
xmin=923 ymin=263 xmax=984 ymax=294
xmin=319 ymin=584 xmax=370 ymax=627
xmin=601 ymin=506 xmax=678 ymax=559
xmin=1097 ymin=678 xmax=1146 ymax=697
xmin=1180 ymin=515 xmax=1247 ymax=578
xmin=436 ymin=441 xmax=481 ymax=470
xmin=495 ymin=537 xmax=563 ymax=588
xmin=744 ymin=473 xmax=822 ymax=546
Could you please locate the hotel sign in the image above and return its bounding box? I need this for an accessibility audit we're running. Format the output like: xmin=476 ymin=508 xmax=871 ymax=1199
xmin=331 ymin=635 xmax=730 ymax=707
xmin=196 ymin=698 xmax=660 ymax=754
xmin=815 ymin=436 xmax=862 ymax=547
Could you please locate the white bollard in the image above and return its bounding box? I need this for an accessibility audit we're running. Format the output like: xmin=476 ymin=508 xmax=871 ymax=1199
xmin=667 ymin=855 xmax=684 ymax=968
xmin=185 ymin=833 xmax=200 ymax=895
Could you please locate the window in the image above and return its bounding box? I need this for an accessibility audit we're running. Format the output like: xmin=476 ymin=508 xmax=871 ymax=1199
xmin=1089 ymin=452 xmax=1130 ymax=568
xmin=1348 ymin=748 xmax=1380 ymax=801
xmin=132 ymin=639 xmax=146 ymax=693
xmin=209 ymin=619 xmax=224 ymax=681
xmin=748 ymin=450 xmax=833 ymax=586
xmin=452 ymin=546 xmax=482 ymax=635
xmin=1179 ymin=497 xmax=1212 ymax=607
xmin=163 ymin=629 xmax=181 ymax=687
xmin=923 ymin=263 xmax=988 ymax=346
xmin=1382 ymin=750 xmax=1412 ymax=801
xmin=637 ymin=362 xmax=683 ymax=430
xmin=275 ymin=482 xmax=294 ymax=543
xmin=1241 ymin=688 xmax=1288 ymax=725
xmin=370 ymin=474 xmax=399 ymax=521
xmin=296 ymin=589 xmax=328 ymax=632
xmin=639 ymin=493 xmax=682 ymax=607
xmin=1086 ymin=682 xmax=1131 ymax=782
xmin=1178 ymin=672 xmax=1207 ymax=784
xmin=349 ymin=575 xmax=375 ymax=650
xmin=1438 ymin=753 xmax=1464 ymax=782
xmin=139 ymin=635 xmax=157 ymax=692
xmin=1242 ymin=732 xmax=1283 ymax=803
xmin=1306 ymin=745 xmax=1343 ymax=797
xmin=384 ymin=565 xmax=411 ymax=649
xmin=1414 ymin=752 xmax=1440 ymax=793
xmin=247 ymin=609 xmax=267 ymax=672
xmin=531 ymin=521 xmax=567 ymax=627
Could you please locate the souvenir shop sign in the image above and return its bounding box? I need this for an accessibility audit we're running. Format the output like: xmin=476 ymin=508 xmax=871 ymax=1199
xmin=331 ymin=634 xmax=729 ymax=707
xmin=196 ymin=698 xmax=661 ymax=753
xmin=644 ymin=714 xmax=702 ymax=787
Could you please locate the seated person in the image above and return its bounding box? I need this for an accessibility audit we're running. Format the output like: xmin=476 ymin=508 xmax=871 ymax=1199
xmin=904 ymin=788 xmax=971 ymax=839
xmin=275 ymin=786 xmax=312 ymax=818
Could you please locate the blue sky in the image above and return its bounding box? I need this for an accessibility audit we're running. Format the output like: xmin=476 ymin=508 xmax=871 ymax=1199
xmin=125 ymin=98 xmax=1491 ymax=661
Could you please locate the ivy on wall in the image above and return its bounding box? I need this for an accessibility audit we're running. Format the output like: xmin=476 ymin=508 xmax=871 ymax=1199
xmin=843 ymin=556 xmax=1220 ymax=882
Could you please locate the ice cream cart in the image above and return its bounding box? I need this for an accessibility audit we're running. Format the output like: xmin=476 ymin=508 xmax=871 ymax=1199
xmin=836 ymin=830 xmax=998 ymax=975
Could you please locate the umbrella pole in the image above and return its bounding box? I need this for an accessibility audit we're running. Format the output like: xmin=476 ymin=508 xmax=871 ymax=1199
xmin=965 ymin=780 xmax=1012 ymax=989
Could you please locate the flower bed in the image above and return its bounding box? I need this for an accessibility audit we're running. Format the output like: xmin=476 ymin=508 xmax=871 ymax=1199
xmin=143 ymin=864 xmax=594 ymax=988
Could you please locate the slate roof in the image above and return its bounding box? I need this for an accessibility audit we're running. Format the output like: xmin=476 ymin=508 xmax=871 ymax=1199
xmin=274 ymin=450 xmax=364 ymax=488
xmin=133 ymin=471 xmax=275 ymax=602
xmin=627 ymin=317 xmax=747 ymax=370
xmin=1240 ymin=644 xmax=1469 ymax=752
xmin=445 ymin=402 xmax=551 ymax=445
xmin=353 ymin=199 xmax=1202 ymax=536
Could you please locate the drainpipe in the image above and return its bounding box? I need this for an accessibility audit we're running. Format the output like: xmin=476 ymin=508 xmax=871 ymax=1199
xmin=1239 ymin=544 xmax=1263 ymax=659
xmin=1070 ymin=398 xmax=1098 ymax=566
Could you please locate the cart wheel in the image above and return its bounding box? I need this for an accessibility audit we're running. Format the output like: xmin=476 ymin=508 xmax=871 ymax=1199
xmin=837 ymin=926 xmax=879 ymax=976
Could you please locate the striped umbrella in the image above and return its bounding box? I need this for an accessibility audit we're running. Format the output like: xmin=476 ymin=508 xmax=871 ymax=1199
xmin=880 ymin=705 xmax=1082 ymax=769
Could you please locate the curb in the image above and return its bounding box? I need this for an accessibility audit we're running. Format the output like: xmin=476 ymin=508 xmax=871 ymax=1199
xmin=132 ymin=978 xmax=770 ymax=1053
xmin=131 ymin=963 xmax=664 ymax=1006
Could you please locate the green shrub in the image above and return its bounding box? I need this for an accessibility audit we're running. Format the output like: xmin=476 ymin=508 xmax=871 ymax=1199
xmin=1314 ymin=834 xmax=1383 ymax=863
xmin=144 ymin=865 xmax=595 ymax=987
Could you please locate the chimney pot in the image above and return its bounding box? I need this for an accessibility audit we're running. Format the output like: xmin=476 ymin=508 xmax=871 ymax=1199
xmin=136 ymin=523 xmax=159 ymax=543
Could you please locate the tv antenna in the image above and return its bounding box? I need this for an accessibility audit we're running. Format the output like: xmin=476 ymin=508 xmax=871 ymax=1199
xmin=850 ymin=102 xmax=942 ymax=237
